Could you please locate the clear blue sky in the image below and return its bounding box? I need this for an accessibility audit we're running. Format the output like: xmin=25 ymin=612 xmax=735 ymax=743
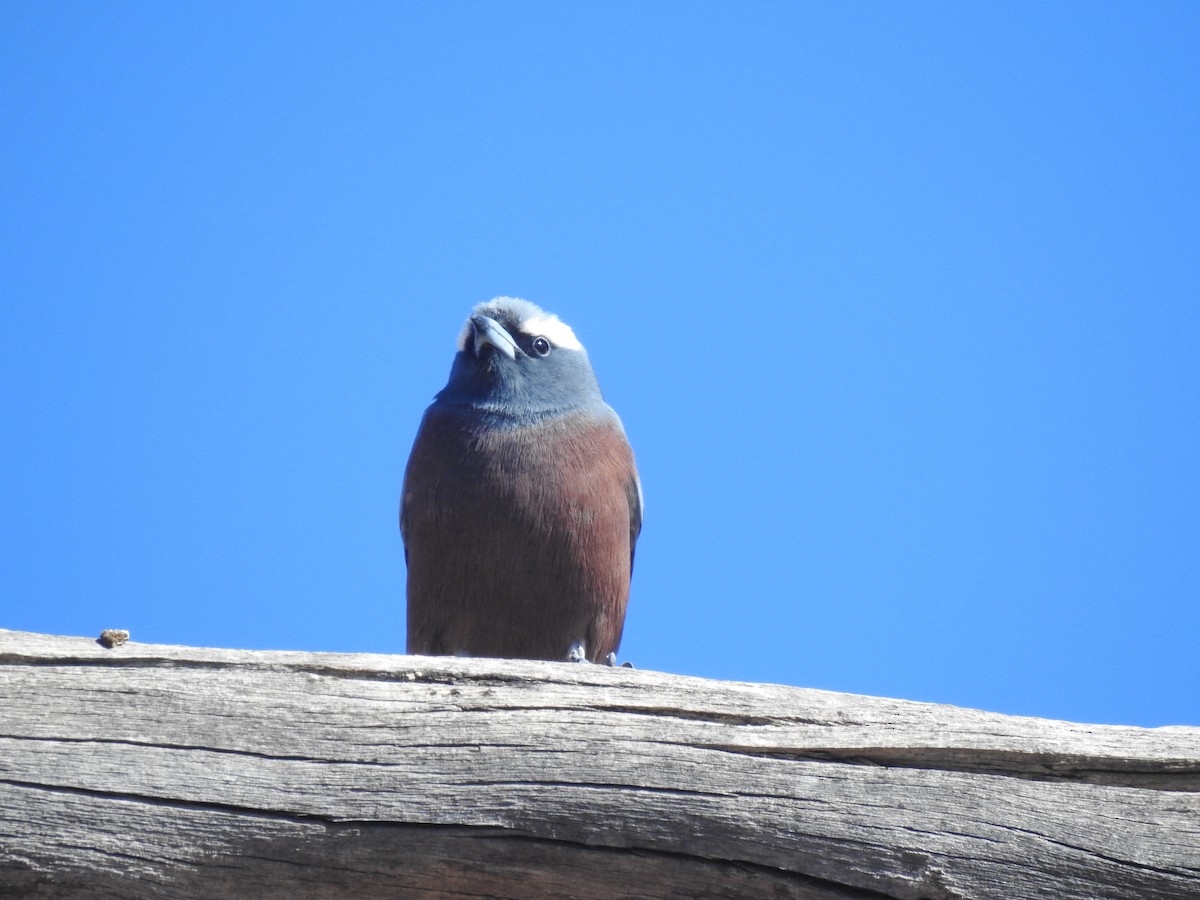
xmin=3 ymin=3 xmax=1197 ymax=727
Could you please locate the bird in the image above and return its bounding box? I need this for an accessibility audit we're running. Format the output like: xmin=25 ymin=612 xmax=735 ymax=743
xmin=400 ymin=297 xmax=642 ymax=664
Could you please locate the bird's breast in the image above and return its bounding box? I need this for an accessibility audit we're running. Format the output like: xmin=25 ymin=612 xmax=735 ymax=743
xmin=402 ymin=403 xmax=637 ymax=660
xmin=405 ymin=405 xmax=633 ymax=536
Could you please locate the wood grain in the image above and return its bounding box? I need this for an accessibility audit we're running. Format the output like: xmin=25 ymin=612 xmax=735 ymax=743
xmin=1 ymin=629 xmax=1196 ymax=898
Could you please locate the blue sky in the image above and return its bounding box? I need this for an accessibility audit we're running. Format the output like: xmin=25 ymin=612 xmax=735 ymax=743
xmin=3 ymin=3 xmax=1197 ymax=727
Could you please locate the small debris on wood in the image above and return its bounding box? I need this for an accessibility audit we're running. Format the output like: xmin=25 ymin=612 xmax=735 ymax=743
xmin=97 ymin=629 xmax=130 ymax=649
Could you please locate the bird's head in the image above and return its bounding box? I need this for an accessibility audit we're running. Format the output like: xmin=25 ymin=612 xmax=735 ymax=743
xmin=434 ymin=297 xmax=607 ymax=421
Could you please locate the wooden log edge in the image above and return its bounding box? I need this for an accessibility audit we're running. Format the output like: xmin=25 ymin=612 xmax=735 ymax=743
xmin=1 ymin=629 xmax=1197 ymax=899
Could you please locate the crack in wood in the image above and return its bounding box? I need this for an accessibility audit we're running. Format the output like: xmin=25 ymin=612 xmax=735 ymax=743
xmin=1 ymin=777 xmax=408 ymax=828
xmin=0 ymin=653 xmax=555 ymax=688
xmin=691 ymin=744 xmax=1200 ymax=791
xmin=992 ymin=821 xmax=1199 ymax=879
xmin=579 ymin=704 xmax=783 ymax=726
xmin=0 ymin=734 xmax=404 ymax=767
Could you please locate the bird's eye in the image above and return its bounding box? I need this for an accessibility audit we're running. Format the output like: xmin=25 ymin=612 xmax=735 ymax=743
xmin=532 ymin=336 xmax=551 ymax=356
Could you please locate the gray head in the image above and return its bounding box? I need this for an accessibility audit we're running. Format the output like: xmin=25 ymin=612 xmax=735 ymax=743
xmin=435 ymin=297 xmax=608 ymax=421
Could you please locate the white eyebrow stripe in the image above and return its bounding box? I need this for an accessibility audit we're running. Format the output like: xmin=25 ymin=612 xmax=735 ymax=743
xmin=523 ymin=314 xmax=583 ymax=351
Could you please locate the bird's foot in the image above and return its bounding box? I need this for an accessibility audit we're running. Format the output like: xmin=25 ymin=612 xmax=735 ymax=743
xmin=604 ymin=652 xmax=635 ymax=669
xmin=566 ymin=641 xmax=588 ymax=663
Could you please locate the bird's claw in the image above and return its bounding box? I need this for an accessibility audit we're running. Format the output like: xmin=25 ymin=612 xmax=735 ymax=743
xmin=567 ymin=642 xmax=588 ymax=663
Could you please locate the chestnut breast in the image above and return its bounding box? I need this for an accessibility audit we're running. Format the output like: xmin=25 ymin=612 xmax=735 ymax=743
xmin=403 ymin=404 xmax=638 ymax=662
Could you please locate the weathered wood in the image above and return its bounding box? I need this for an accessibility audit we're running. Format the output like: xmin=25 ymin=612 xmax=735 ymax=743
xmin=0 ymin=629 xmax=1196 ymax=899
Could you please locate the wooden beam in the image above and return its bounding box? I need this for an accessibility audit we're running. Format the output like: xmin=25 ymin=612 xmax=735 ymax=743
xmin=1 ymin=629 xmax=1196 ymax=898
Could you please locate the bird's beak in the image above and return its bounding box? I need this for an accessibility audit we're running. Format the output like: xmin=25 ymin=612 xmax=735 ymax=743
xmin=470 ymin=315 xmax=518 ymax=359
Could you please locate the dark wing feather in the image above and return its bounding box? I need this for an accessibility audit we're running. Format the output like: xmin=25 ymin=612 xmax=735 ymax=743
xmin=626 ymin=471 xmax=643 ymax=575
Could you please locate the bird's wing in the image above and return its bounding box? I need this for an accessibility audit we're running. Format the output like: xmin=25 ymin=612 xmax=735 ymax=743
xmin=627 ymin=469 xmax=643 ymax=574
xmin=398 ymin=496 xmax=409 ymax=565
